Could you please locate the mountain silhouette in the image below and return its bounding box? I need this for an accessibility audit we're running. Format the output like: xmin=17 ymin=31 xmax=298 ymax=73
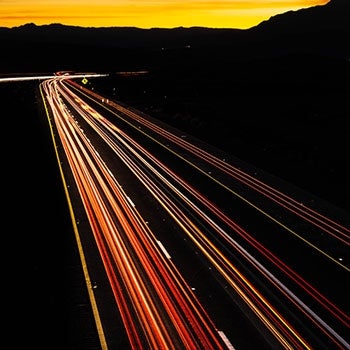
xmin=0 ymin=0 xmax=348 ymax=72
xmin=248 ymin=0 xmax=349 ymax=57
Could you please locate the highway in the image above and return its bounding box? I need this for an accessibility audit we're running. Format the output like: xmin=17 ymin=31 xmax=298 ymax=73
xmin=40 ymin=75 xmax=350 ymax=349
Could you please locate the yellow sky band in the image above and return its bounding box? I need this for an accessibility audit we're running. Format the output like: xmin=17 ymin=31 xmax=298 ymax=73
xmin=0 ymin=1 xmax=330 ymax=29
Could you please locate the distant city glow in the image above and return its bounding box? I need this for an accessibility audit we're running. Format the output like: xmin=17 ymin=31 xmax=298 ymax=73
xmin=0 ymin=0 xmax=330 ymax=29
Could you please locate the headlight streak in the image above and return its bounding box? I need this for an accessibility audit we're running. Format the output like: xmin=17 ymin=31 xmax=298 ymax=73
xmin=42 ymin=78 xmax=228 ymax=349
xmin=67 ymin=80 xmax=350 ymax=268
xmin=65 ymin=86 xmax=348 ymax=348
xmin=41 ymin=76 xmax=350 ymax=349
xmin=63 ymin=80 xmax=350 ymax=342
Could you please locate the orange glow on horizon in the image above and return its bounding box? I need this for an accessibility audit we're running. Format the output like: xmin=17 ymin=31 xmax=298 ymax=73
xmin=1 ymin=1 xmax=330 ymax=29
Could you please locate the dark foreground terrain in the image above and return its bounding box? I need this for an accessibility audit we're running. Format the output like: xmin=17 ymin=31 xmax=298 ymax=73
xmin=3 ymin=81 xmax=101 ymax=349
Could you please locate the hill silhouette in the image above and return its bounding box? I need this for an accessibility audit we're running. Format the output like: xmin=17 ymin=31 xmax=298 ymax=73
xmin=0 ymin=0 xmax=348 ymax=72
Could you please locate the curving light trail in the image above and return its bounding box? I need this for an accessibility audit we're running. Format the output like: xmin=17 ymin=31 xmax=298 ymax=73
xmin=41 ymin=77 xmax=228 ymax=349
xmin=40 ymin=76 xmax=350 ymax=350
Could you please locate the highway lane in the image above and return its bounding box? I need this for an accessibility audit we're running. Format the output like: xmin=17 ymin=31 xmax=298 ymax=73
xmin=40 ymin=75 xmax=349 ymax=349
xmin=41 ymin=77 xmax=231 ymax=349
xmin=0 ymin=72 xmax=107 ymax=83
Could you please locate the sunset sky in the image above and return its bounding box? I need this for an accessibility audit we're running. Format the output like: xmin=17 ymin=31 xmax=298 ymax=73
xmin=1 ymin=0 xmax=330 ymax=29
